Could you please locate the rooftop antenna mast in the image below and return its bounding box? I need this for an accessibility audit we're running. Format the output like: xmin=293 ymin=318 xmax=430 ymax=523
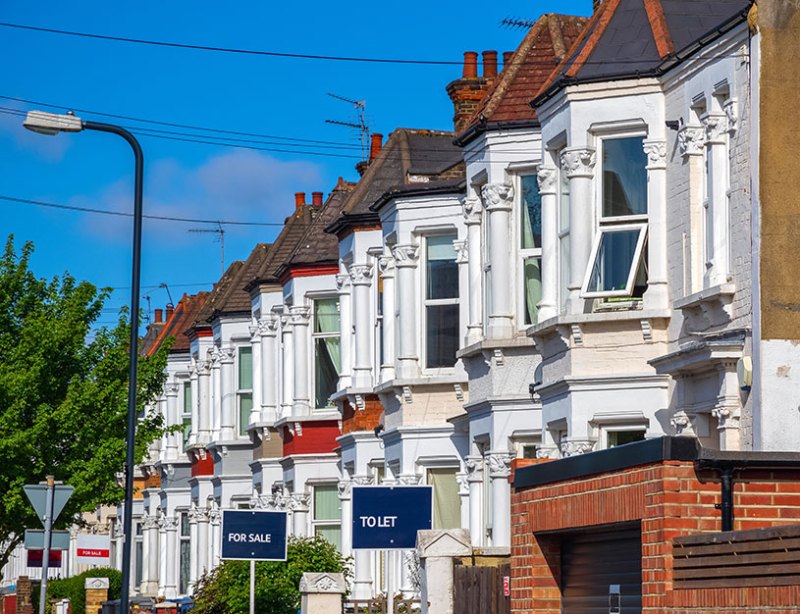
xmin=158 ymin=283 xmax=175 ymax=309
xmin=500 ymin=16 xmax=535 ymax=29
xmin=143 ymin=294 xmax=152 ymax=323
xmin=325 ymin=92 xmax=369 ymax=161
xmin=188 ymin=223 xmax=225 ymax=276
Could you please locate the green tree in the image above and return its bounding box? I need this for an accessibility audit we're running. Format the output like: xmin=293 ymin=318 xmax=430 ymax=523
xmin=0 ymin=236 xmax=169 ymax=579
xmin=192 ymin=536 xmax=351 ymax=614
xmin=38 ymin=567 xmax=122 ymax=614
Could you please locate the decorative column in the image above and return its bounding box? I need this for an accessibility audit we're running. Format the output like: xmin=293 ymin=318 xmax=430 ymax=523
xmin=189 ymin=363 xmax=199 ymax=447
xmin=643 ymin=140 xmax=669 ymax=308
xmin=487 ymin=452 xmax=513 ymax=548
xmin=164 ymin=383 xmax=180 ymax=461
xmin=258 ymin=314 xmax=280 ymax=423
xmin=678 ymin=125 xmax=706 ymax=294
xmin=338 ymin=480 xmax=352 ymax=558
xmin=280 ymin=310 xmax=294 ymax=418
xmin=157 ymin=513 xmax=167 ymax=596
xmin=291 ymin=306 xmax=312 ymax=415
xmin=196 ymin=357 xmax=212 ymax=444
xmin=465 ymin=457 xmax=484 ymax=547
xmin=188 ymin=506 xmax=199 ymax=588
xmin=713 ymin=360 xmax=742 ymax=451
xmin=249 ymin=324 xmax=262 ymax=424
xmin=392 ymin=244 xmax=420 ymax=379
xmin=289 ymin=492 xmax=311 ymax=537
xmin=195 ymin=506 xmax=210 ymax=578
xmin=537 ymin=167 xmax=558 ymax=321
xmin=481 ymin=183 xmax=515 ymax=339
xmin=142 ymin=513 xmax=160 ymax=595
xmin=702 ymin=112 xmax=730 ymax=287
xmin=335 ymin=274 xmax=353 ymax=389
xmin=351 ymin=475 xmax=374 ymax=599
xmin=209 ymin=503 xmax=221 ymax=568
xmin=455 ymin=471 xmax=470 ymax=532
xmin=378 ymin=256 xmax=396 ymax=382
xmin=560 ymin=148 xmax=596 ymax=313
xmin=349 ymin=263 xmax=375 ymax=388
xmin=454 ymin=239 xmax=468 ymax=345
xmin=210 ymin=347 xmax=222 ymax=440
xmin=462 ymin=197 xmax=483 ymax=344
xmin=219 ymin=347 xmax=236 ymax=440
xmin=162 ymin=515 xmax=179 ymax=599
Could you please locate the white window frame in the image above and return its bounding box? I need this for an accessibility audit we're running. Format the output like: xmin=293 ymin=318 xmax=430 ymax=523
xmin=581 ymin=223 xmax=648 ymax=298
xmin=421 ymin=232 xmax=460 ymax=372
xmin=602 ymin=426 xmax=647 ymax=449
xmin=180 ymin=379 xmax=192 ymax=452
xmin=178 ymin=510 xmax=191 ymax=595
xmin=311 ymin=296 xmax=340 ymax=409
xmin=236 ymin=345 xmax=253 ymax=438
xmin=557 ymin=148 xmax=571 ymax=313
xmin=516 ymin=173 xmax=543 ymax=328
xmin=311 ymin=482 xmax=342 ymax=550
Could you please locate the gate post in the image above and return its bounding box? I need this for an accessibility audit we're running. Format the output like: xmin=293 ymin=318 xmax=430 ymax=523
xmin=416 ymin=529 xmax=471 ymax=614
xmin=299 ymin=572 xmax=346 ymax=614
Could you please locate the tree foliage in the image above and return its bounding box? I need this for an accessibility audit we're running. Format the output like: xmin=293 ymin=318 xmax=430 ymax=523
xmin=192 ymin=536 xmax=351 ymax=614
xmin=0 ymin=236 xmax=169 ymax=578
xmin=40 ymin=567 xmax=122 ymax=614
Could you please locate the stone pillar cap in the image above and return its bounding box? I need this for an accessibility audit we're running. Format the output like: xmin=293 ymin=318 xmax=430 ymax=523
xmin=299 ymin=572 xmax=347 ymax=594
xmin=416 ymin=528 xmax=472 ymax=559
xmin=85 ymin=577 xmax=110 ymax=589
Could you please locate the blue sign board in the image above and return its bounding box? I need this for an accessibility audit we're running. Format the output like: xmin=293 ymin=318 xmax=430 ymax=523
xmin=221 ymin=510 xmax=288 ymax=561
xmin=352 ymin=486 xmax=432 ymax=550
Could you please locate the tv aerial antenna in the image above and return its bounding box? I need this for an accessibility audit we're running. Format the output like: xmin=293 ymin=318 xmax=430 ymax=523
xmin=500 ymin=16 xmax=535 ymax=29
xmin=158 ymin=283 xmax=175 ymax=309
xmin=188 ymin=223 xmax=225 ymax=276
xmin=325 ymin=92 xmax=369 ymax=161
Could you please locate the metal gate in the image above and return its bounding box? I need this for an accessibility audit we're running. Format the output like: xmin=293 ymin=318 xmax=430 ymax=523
xmin=453 ymin=563 xmax=511 ymax=614
xmin=560 ymin=524 xmax=642 ymax=614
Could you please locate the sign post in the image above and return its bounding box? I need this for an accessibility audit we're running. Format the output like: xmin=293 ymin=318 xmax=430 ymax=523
xmin=221 ymin=510 xmax=288 ymax=614
xmin=23 ymin=477 xmax=74 ymax=614
xmin=352 ymin=486 xmax=433 ymax=614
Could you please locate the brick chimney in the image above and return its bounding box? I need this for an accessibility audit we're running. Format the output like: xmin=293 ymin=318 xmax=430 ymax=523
xmin=166 ymin=304 xmax=174 ymax=319
xmin=369 ymin=133 xmax=383 ymax=161
xmin=295 ymin=192 xmax=306 ymax=208
xmin=446 ymin=50 xmax=496 ymax=133
xmin=503 ymin=51 xmax=514 ymax=67
xmin=312 ymin=191 xmax=323 ymax=207
xmin=154 ymin=308 xmax=163 ymax=323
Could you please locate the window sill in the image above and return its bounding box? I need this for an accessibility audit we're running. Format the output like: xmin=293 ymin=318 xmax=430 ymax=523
xmin=273 ymin=410 xmax=341 ymax=428
xmin=527 ymin=308 xmax=671 ymax=340
xmin=673 ymin=283 xmax=736 ymax=312
xmin=375 ymin=373 xmax=468 ymax=395
xmin=458 ymin=335 xmax=536 ymax=359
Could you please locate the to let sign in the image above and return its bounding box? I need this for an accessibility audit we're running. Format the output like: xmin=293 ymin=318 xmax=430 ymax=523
xmin=352 ymin=485 xmax=432 ymax=550
xmin=221 ymin=510 xmax=288 ymax=561
xmin=76 ymin=534 xmax=111 ymax=565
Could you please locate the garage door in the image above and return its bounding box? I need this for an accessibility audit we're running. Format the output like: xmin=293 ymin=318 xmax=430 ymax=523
xmin=560 ymin=523 xmax=642 ymax=614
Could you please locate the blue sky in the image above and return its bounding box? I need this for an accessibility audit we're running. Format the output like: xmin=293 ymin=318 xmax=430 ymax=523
xmin=0 ymin=0 xmax=592 ymax=327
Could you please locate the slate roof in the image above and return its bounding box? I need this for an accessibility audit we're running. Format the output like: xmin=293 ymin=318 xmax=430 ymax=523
xmin=456 ymin=13 xmax=588 ymax=144
xmin=191 ymin=259 xmax=245 ymax=329
xmin=145 ymin=292 xmax=210 ymax=357
xmin=325 ymin=128 xmax=464 ymax=234
xmin=533 ymin=0 xmax=751 ymax=105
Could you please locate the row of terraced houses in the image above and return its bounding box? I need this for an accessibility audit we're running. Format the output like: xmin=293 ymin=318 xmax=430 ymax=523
xmin=6 ymin=1 xmax=800 ymax=611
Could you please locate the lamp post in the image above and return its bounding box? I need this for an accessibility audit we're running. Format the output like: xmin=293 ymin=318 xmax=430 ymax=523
xmin=24 ymin=110 xmax=144 ymax=613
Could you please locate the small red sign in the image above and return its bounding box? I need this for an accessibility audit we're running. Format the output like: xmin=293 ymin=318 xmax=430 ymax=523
xmin=77 ymin=548 xmax=110 ymax=558
xmin=503 ymin=575 xmax=510 ymax=597
xmin=27 ymin=549 xmax=62 ymax=568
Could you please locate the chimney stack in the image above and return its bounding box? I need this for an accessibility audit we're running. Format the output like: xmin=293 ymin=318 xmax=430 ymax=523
xmin=166 ymin=304 xmax=174 ymax=319
xmin=446 ymin=50 xmax=493 ymax=133
xmin=295 ymin=192 xmax=306 ymax=208
xmin=154 ymin=308 xmax=163 ymax=323
xmin=483 ymin=51 xmax=498 ymax=78
xmin=312 ymin=191 xmax=323 ymax=207
xmin=369 ymin=133 xmax=383 ymax=161
xmin=503 ymin=51 xmax=514 ymax=67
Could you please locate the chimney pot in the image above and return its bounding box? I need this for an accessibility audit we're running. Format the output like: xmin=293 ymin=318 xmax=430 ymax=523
xmin=166 ymin=304 xmax=174 ymax=319
xmin=312 ymin=191 xmax=323 ymax=207
xmin=154 ymin=308 xmax=163 ymax=323
xmin=463 ymin=51 xmax=479 ymax=79
xmin=295 ymin=192 xmax=306 ymax=208
xmin=483 ymin=51 xmax=498 ymax=78
xmin=503 ymin=51 xmax=514 ymax=66
xmin=369 ymin=133 xmax=383 ymax=161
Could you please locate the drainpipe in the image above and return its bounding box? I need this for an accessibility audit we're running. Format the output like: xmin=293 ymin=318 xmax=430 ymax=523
xmin=719 ymin=466 xmax=735 ymax=532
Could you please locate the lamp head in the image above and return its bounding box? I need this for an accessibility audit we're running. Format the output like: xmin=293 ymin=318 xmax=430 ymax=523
xmin=23 ymin=110 xmax=83 ymax=136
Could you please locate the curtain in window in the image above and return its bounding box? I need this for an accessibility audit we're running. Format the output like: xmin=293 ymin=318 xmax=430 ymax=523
xmin=314 ymin=299 xmax=341 ymax=370
xmin=314 ymin=485 xmax=341 ymax=520
xmin=238 ymin=346 xmax=253 ymax=390
xmin=523 ymin=257 xmax=542 ymax=325
xmin=315 ymin=525 xmax=342 ymax=550
xmin=428 ymin=468 xmax=460 ymax=530
xmin=238 ymin=394 xmax=252 ymax=437
xmin=521 ymin=175 xmax=542 ymax=249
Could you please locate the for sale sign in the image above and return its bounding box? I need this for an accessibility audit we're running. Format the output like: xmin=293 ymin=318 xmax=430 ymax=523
xmin=76 ymin=534 xmax=111 ymax=565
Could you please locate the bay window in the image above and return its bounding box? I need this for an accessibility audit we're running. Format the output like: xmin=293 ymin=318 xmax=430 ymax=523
xmin=237 ymin=346 xmax=253 ymax=437
xmin=313 ymin=298 xmax=340 ymax=408
xmin=312 ymin=483 xmax=341 ymax=550
xmin=582 ymin=136 xmax=649 ymax=299
xmin=519 ymin=175 xmax=542 ymax=326
xmin=424 ymin=234 xmax=459 ymax=369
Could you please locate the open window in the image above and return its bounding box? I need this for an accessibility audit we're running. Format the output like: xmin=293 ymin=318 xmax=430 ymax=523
xmin=582 ymin=224 xmax=648 ymax=298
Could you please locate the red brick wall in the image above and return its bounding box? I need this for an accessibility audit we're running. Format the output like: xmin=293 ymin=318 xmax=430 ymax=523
xmin=281 ymin=420 xmax=340 ymax=455
xmin=511 ymin=461 xmax=800 ymax=613
xmin=341 ymin=397 xmax=383 ymax=435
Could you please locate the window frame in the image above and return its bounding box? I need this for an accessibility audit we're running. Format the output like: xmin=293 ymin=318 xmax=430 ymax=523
xmin=516 ymin=173 xmax=543 ymax=328
xmin=421 ymin=232 xmax=460 ymax=372
xmin=311 ymin=296 xmax=341 ymax=410
xmin=178 ymin=510 xmax=191 ymax=595
xmin=581 ymin=223 xmax=648 ymax=298
xmin=311 ymin=482 xmax=342 ymax=551
xmin=236 ymin=345 xmax=253 ymax=438
xmin=181 ymin=379 xmax=192 ymax=451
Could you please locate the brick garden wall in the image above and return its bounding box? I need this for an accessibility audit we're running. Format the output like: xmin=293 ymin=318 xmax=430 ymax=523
xmin=510 ymin=460 xmax=800 ymax=613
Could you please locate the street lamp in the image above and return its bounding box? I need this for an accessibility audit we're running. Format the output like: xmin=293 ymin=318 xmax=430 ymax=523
xmin=24 ymin=109 xmax=144 ymax=613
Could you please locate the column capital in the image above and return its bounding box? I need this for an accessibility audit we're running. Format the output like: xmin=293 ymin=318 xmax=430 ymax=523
xmin=678 ymin=126 xmax=705 ymax=157
xmin=348 ymin=263 xmax=374 ymax=286
xmin=702 ymin=112 xmax=728 ymax=144
xmin=165 ymin=382 xmax=180 ymax=397
xmin=560 ymin=147 xmax=596 ymax=178
xmin=257 ymin=314 xmax=280 ymax=336
xmin=392 ymin=244 xmax=419 ymax=268
xmin=455 ymin=472 xmax=469 ymax=496
xmin=724 ymin=98 xmax=738 ymax=134
xmin=559 ymin=440 xmax=595 ymax=457
xmin=335 ymin=273 xmax=350 ymax=292
xmin=219 ymin=347 xmax=236 ymax=364
xmin=161 ymin=516 xmax=179 ymax=531
xmin=461 ymin=196 xmax=483 ymax=225
xmin=487 ymin=452 xmax=513 ymax=478
xmin=287 ymin=492 xmax=310 ymax=512
xmin=536 ymin=167 xmax=558 ymax=195
xmin=481 ymin=183 xmax=514 ymax=211
xmin=453 ymin=239 xmax=468 ymax=264
xmin=142 ymin=514 xmax=160 ymax=530
xmin=398 ymin=473 xmax=422 ymax=486
xmin=289 ymin=305 xmax=311 ymax=326
xmin=378 ymin=256 xmax=395 ymax=276
xmin=465 ymin=456 xmax=484 ymax=482
xmin=643 ymin=139 xmax=667 ymax=170
xmin=338 ymin=480 xmax=352 ymax=500
xmin=352 ymin=474 xmax=374 ymax=486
